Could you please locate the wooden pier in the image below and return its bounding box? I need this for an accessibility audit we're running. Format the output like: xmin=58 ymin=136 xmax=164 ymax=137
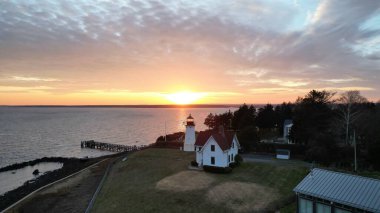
xmin=81 ymin=140 xmax=151 ymax=152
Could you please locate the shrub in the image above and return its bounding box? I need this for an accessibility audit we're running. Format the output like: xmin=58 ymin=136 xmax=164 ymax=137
xmin=203 ymin=165 xmax=232 ymax=173
xmin=235 ymin=154 xmax=243 ymax=165
xmin=229 ymin=162 xmax=237 ymax=168
xmin=190 ymin=160 xmax=198 ymax=167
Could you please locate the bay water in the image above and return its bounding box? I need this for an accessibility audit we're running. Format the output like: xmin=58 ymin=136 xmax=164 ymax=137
xmin=0 ymin=107 xmax=233 ymax=168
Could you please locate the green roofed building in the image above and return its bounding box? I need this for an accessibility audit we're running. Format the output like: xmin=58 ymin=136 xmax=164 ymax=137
xmin=294 ymin=168 xmax=380 ymax=213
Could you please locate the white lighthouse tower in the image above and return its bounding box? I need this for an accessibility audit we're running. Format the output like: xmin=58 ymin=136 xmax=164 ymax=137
xmin=183 ymin=114 xmax=196 ymax=152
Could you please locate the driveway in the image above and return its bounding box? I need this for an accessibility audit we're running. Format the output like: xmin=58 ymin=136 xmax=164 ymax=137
xmin=241 ymin=154 xmax=311 ymax=167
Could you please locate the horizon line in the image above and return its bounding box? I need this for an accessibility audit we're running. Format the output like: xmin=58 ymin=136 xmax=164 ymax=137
xmin=0 ymin=103 xmax=276 ymax=108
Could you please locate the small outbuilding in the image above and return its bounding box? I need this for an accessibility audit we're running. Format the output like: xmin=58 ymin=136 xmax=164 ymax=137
xmin=276 ymin=149 xmax=290 ymax=160
xmin=195 ymin=126 xmax=240 ymax=168
xmin=294 ymin=168 xmax=380 ymax=213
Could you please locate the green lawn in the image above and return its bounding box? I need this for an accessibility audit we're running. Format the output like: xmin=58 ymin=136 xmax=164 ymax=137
xmin=92 ymin=148 xmax=309 ymax=213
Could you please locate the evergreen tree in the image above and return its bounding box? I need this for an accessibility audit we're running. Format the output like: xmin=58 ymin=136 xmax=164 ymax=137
xmin=256 ymin=104 xmax=276 ymax=129
xmin=231 ymin=104 xmax=256 ymax=130
xmin=291 ymin=90 xmax=335 ymax=144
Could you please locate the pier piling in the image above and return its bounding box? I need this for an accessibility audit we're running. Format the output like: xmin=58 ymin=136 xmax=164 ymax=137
xmin=80 ymin=140 xmax=151 ymax=152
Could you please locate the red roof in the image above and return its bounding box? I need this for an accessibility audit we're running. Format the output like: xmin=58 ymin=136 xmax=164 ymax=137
xmin=194 ymin=130 xmax=236 ymax=151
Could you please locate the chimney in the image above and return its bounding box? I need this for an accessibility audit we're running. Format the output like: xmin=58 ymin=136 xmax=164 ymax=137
xmin=218 ymin=125 xmax=225 ymax=138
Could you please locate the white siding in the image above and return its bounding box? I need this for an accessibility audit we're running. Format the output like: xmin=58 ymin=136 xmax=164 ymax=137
xmin=227 ymin=137 xmax=239 ymax=164
xmin=196 ymin=134 xmax=240 ymax=168
xmin=201 ymin=137 xmax=229 ymax=167
xmin=195 ymin=146 xmax=203 ymax=165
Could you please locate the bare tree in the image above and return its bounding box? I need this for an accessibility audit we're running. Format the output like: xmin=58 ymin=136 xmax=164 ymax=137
xmin=336 ymin=90 xmax=367 ymax=144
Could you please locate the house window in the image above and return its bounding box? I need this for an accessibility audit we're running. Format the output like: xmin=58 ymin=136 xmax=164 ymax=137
xmin=228 ymin=155 xmax=230 ymax=163
xmin=298 ymin=198 xmax=312 ymax=213
xmin=231 ymin=154 xmax=234 ymax=162
xmin=211 ymin=157 xmax=215 ymax=165
xmin=211 ymin=145 xmax=215 ymax=152
xmin=232 ymin=142 xmax=234 ymax=148
xmin=316 ymin=203 xmax=331 ymax=213
xmin=198 ymin=147 xmax=201 ymax=151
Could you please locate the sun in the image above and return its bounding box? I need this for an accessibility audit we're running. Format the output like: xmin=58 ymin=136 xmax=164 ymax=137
xmin=165 ymin=91 xmax=204 ymax=105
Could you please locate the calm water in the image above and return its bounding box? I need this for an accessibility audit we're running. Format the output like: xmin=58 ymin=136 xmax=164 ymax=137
xmin=0 ymin=107 xmax=232 ymax=168
xmin=0 ymin=162 xmax=63 ymax=195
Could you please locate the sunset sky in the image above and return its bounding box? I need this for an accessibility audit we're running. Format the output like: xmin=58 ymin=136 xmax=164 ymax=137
xmin=1 ymin=0 xmax=380 ymax=105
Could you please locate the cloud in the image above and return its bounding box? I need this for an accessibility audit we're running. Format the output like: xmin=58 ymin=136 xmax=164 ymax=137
xmin=308 ymin=64 xmax=322 ymax=69
xmin=0 ymin=86 xmax=54 ymax=93
xmin=235 ymin=80 xmax=256 ymax=87
xmin=226 ymin=69 xmax=268 ymax=78
xmin=322 ymin=87 xmax=374 ymax=91
xmin=262 ymin=79 xmax=309 ymax=87
xmin=76 ymin=89 xmax=241 ymax=97
xmin=250 ymin=87 xmax=304 ymax=94
xmin=0 ymin=0 xmax=379 ymax=103
xmin=249 ymin=86 xmax=374 ymax=95
xmin=11 ymin=76 xmax=61 ymax=82
xmin=322 ymin=78 xmax=363 ymax=84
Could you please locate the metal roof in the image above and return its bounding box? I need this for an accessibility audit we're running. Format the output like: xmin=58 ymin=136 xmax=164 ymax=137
xmin=194 ymin=130 xmax=236 ymax=151
xmin=294 ymin=168 xmax=380 ymax=212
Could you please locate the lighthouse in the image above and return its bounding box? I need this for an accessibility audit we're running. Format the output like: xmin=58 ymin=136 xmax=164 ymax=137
xmin=183 ymin=114 xmax=196 ymax=152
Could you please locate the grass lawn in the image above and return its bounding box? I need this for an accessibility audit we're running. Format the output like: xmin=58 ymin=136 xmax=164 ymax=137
xmin=92 ymin=148 xmax=309 ymax=213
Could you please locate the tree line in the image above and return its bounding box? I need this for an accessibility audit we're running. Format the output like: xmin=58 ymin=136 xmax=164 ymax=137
xmin=204 ymin=90 xmax=380 ymax=170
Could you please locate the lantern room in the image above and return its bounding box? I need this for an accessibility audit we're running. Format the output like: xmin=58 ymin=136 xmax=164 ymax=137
xmin=186 ymin=114 xmax=195 ymax=126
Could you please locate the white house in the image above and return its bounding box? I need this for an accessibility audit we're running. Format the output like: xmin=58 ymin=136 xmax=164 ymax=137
xmin=195 ymin=126 xmax=240 ymax=168
xmin=283 ymin=119 xmax=293 ymax=144
xmin=183 ymin=114 xmax=196 ymax=152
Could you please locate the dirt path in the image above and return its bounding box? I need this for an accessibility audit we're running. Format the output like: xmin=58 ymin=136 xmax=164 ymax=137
xmin=5 ymin=158 xmax=113 ymax=213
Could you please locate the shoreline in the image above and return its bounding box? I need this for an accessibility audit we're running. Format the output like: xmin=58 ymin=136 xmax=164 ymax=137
xmin=0 ymin=152 xmax=124 ymax=211
xmin=0 ymin=157 xmax=71 ymax=173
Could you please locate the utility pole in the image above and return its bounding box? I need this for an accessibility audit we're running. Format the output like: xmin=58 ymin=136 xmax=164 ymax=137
xmin=165 ymin=121 xmax=167 ymax=142
xmin=354 ymin=130 xmax=357 ymax=172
